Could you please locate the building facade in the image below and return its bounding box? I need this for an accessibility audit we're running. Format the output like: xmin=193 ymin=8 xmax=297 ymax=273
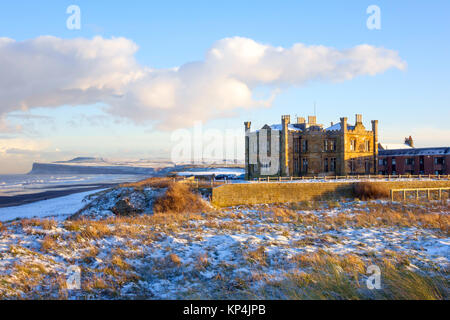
xmin=378 ymin=147 xmax=450 ymax=175
xmin=245 ymin=114 xmax=378 ymax=180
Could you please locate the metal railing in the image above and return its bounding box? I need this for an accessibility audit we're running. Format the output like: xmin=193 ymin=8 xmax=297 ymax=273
xmin=390 ymin=187 xmax=450 ymax=202
xmin=256 ymin=174 xmax=450 ymax=183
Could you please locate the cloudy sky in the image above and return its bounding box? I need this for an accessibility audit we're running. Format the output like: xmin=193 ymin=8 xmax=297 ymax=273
xmin=0 ymin=0 xmax=449 ymax=173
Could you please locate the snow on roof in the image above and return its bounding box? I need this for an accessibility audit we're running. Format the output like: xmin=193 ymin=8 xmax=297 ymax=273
xmin=379 ymin=143 xmax=413 ymax=150
xmin=325 ymin=123 xmax=341 ymax=131
xmin=257 ymin=124 xmax=302 ymax=132
xmin=325 ymin=123 xmax=355 ymax=131
xmin=379 ymin=147 xmax=450 ymax=157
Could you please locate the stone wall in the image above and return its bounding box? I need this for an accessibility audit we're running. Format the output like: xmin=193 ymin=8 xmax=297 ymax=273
xmin=211 ymin=180 xmax=450 ymax=207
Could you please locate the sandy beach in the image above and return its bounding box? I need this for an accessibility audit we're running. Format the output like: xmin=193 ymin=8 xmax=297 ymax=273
xmin=0 ymin=183 xmax=117 ymax=208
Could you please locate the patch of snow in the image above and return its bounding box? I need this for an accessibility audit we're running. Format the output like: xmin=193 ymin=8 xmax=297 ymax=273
xmin=0 ymin=189 xmax=104 ymax=222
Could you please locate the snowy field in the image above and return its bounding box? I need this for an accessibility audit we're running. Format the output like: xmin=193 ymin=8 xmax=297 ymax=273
xmin=0 ymin=183 xmax=448 ymax=299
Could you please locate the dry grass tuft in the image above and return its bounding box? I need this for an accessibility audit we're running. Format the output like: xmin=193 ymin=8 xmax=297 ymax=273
xmin=354 ymin=182 xmax=390 ymax=200
xmin=153 ymin=182 xmax=208 ymax=214
xmin=119 ymin=177 xmax=176 ymax=189
xmin=168 ymin=253 xmax=182 ymax=266
xmin=41 ymin=235 xmax=57 ymax=253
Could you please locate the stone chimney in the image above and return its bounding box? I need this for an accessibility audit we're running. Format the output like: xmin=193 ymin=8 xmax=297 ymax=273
xmin=282 ymin=115 xmax=291 ymax=126
xmin=340 ymin=117 xmax=348 ymax=132
xmin=244 ymin=121 xmax=251 ymax=133
xmin=297 ymin=117 xmax=305 ymax=124
xmin=355 ymin=114 xmax=363 ymax=124
xmin=404 ymin=136 xmax=414 ymax=147
xmin=308 ymin=116 xmax=316 ymax=125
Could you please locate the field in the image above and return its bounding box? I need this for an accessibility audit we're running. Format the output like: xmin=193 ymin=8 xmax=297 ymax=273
xmin=0 ymin=180 xmax=448 ymax=299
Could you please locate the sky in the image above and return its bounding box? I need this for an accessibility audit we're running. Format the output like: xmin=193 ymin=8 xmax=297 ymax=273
xmin=0 ymin=0 xmax=449 ymax=173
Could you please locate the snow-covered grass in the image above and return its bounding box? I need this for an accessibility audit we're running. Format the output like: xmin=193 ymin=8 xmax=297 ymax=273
xmin=0 ymin=185 xmax=448 ymax=300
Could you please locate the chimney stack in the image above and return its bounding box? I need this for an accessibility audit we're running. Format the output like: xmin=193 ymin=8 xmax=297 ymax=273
xmin=308 ymin=116 xmax=316 ymax=125
xmin=355 ymin=114 xmax=363 ymax=124
xmin=297 ymin=117 xmax=305 ymax=124
xmin=244 ymin=122 xmax=251 ymax=133
xmin=340 ymin=117 xmax=348 ymax=132
xmin=281 ymin=115 xmax=291 ymax=127
xmin=404 ymin=136 xmax=414 ymax=147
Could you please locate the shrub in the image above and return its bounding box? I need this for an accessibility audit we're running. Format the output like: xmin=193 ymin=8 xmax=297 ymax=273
xmin=354 ymin=182 xmax=390 ymax=200
xmin=153 ymin=182 xmax=208 ymax=214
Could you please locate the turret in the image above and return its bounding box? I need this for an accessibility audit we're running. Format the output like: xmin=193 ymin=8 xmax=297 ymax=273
xmin=244 ymin=122 xmax=251 ymax=179
xmin=372 ymin=120 xmax=379 ymax=174
xmin=340 ymin=117 xmax=348 ymax=133
xmin=280 ymin=115 xmax=290 ymax=176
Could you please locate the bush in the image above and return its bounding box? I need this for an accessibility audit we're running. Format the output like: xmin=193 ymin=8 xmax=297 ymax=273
xmin=354 ymin=182 xmax=390 ymax=200
xmin=153 ymin=182 xmax=208 ymax=214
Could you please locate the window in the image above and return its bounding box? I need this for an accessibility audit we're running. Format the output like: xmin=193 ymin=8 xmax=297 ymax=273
xmin=379 ymin=158 xmax=387 ymax=166
xmin=435 ymin=157 xmax=445 ymax=165
xmin=350 ymin=159 xmax=355 ymax=173
xmin=365 ymin=140 xmax=370 ymax=152
xmin=406 ymin=158 xmax=414 ymax=166
xmin=294 ymin=138 xmax=300 ymax=153
xmin=330 ymin=158 xmax=336 ymax=172
xmin=302 ymin=158 xmax=308 ymax=173
xmin=350 ymin=139 xmax=356 ymax=151
xmin=302 ymin=140 xmax=308 ymax=152
xmin=324 ymin=158 xmax=329 ymax=172
xmin=323 ymin=140 xmax=328 ymax=151
xmin=294 ymin=158 xmax=299 ymax=172
xmin=365 ymin=160 xmax=370 ymax=173
xmin=392 ymin=158 xmax=396 ymax=165
xmin=331 ymin=140 xmax=337 ymax=151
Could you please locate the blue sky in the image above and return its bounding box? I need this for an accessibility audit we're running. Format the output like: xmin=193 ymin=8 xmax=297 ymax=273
xmin=0 ymin=0 xmax=449 ymax=173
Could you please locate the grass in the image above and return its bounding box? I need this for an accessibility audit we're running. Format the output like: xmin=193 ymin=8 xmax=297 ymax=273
xmin=354 ymin=182 xmax=390 ymax=200
xmin=251 ymin=251 xmax=449 ymax=300
xmin=153 ymin=182 xmax=209 ymax=214
xmin=0 ymin=195 xmax=448 ymax=300
xmin=119 ymin=177 xmax=179 ymax=189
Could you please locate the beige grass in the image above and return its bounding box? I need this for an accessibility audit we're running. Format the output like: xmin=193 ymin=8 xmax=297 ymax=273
xmin=354 ymin=182 xmax=390 ymax=200
xmin=153 ymin=182 xmax=209 ymax=214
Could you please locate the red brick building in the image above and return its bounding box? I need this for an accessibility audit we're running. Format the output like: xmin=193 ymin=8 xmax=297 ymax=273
xmin=378 ymin=147 xmax=449 ymax=175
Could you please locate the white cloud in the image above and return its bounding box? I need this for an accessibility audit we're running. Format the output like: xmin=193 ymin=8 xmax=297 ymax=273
xmin=0 ymin=137 xmax=49 ymax=154
xmin=0 ymin=36 xmax=406 ymax=130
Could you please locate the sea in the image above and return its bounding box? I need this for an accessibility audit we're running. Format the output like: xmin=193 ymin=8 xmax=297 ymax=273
xmin=0 ymin=174 xmax=145 ymax=197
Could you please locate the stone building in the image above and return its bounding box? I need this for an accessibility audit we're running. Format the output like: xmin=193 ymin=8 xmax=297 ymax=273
xmin=244 ymin=114 xmax=378 ymax=179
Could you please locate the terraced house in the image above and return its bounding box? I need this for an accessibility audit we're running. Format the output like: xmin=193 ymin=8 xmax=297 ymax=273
xmin=244 ymin=114 xmax=378 ymax=179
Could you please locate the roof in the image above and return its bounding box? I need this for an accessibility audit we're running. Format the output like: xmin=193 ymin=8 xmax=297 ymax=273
xmin=325 ymin=123 xmax=355 ymax=131
xmin=379 ymin=147 xmax=450 ymax=157
xmin=379 ymin=143 xmax=413 ymax=150
xmin=325 ymin=123 xmax=341 ymax=131
xmin=256 ymin=124 xmax=303 ymax=132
